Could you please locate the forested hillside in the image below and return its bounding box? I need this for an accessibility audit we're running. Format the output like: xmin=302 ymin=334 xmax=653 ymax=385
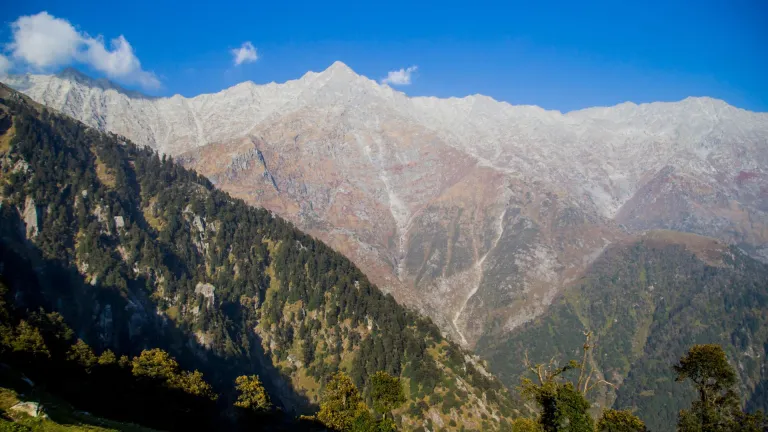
xmin=0 ymin=84 xmax=515 ymax=430
xmin=477 ymin=231 xmax=768 ymax=432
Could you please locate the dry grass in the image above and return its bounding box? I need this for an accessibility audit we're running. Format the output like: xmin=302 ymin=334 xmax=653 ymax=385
xmin=640 ymin=229 xmax=728 ymax=267
xmin=293 ymin=369 xmax=320 ymax=400
xmin=142 ymin=198 xmax=165 ymax=231
xmin=94 ymin=156 xmax=116 ymax=188
xmin=0 ymin=119 xmax=14 ymax=155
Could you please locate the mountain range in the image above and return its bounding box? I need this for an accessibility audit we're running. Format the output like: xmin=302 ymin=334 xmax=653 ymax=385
xmin=0 ymin=82 xmax=515 ymax=430
xmin=3 ymin=64 xmax=768 ymax=430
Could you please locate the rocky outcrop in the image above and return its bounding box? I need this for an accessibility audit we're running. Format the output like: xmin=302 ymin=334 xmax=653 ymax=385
xmin=113 ymin=215 xmax=125 ymax=229
xmin=22 ymin=197 xmax=39 ymax=239
xmin=194 ymin=282 xmax=215 ymax=306
xmin=10 ymin=401 xmax=47 ymax=418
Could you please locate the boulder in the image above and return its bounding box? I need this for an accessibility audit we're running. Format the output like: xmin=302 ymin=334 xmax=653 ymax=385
xmin=10 ymin=401 xmax=47 ymax=418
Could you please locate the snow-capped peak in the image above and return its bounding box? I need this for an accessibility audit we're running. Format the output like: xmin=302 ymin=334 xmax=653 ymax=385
xmin=323 ymin=60 xmax=357 ymax=76
xmin=2 ymin=65 xmax=766 ymax=189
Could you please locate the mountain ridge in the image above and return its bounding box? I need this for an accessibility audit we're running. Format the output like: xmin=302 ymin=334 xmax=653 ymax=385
xmin=3 ymin=65 xmax=767 ymax=355
xmin=7 ymin=62 xmax=762 ymax=116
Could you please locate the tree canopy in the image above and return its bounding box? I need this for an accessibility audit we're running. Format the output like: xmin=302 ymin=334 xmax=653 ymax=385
xmin=675 ymin=344 xmax=766 ymax=432
xmin=597 ymin=410 xmax=646 ymax=432
xmin=234 ymin=375 xmax=272 ymax=412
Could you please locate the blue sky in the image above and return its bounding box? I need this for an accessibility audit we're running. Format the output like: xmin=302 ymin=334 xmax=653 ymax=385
xmin=2 ymin=0 xmax=766 ymax=112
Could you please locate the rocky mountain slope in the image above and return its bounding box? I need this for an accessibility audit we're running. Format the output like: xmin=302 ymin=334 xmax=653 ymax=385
xmin=4 ymin=64 xmax=768 ymax=352
xmin=0 ymin=84 xmax=516 ymax=430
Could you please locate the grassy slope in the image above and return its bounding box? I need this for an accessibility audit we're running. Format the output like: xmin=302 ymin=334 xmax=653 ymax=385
xmin=0 ymin=387 xmax=155 ymax=432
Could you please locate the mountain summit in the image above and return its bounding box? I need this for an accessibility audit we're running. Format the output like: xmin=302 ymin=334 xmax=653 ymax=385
xmin=323 ymin=60 xmax=358 ymax=76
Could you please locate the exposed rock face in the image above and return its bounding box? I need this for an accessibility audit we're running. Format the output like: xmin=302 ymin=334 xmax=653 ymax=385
xmin=113 ymin=215 xmax=125 ymax=229
xmin=11 ymin=401 xmax=47 ymax=418
xmin=195 ymin=282 xmax=215 ymax=305
xmin=22 ymin=197 xmax=39 ymax=239
xmin=5 ymin=64 xmax=768 ymax=348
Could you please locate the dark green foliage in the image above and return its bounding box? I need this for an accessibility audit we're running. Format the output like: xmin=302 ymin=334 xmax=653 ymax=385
xmin=522 ymin=379 xmax=594 ymax=432
xmin=369 ymin=371 xmax=405 ymax=415
xmin=674 ymin=344 xmax=737 ymax=403
xmin=674 ymin=345 xmax=767 ymax=432
xmin=520 ymin=345 xmax=595 ymax=432
xmin=551 ymin=384 xmax=593 ymax=432
xmin=480 ymin=240 xmax=768 ymax=432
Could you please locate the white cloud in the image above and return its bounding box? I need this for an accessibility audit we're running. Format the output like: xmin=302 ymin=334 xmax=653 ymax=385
xmin=381 ymin=65 xmax=418 ymax=86
xmin=231 ymin=42 xmax=258 ymax=66
xmin=8 ymin=12 xmax=81 ymax=69
xmin=6 ymin=11 xmax=160 ymax=89
xmin=0 ymin=55 xmax=10 ymax=76
xmin=82 ymin=35 xmax=159 ymax=89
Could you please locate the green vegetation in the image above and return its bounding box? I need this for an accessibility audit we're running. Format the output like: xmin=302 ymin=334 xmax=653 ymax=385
xmin=0 ymin=83 xmax=512 ymax=429
xmin=0 ymin=386 xmax=158 ymax=432
xmin=674 ymin=345 xmax=767 ymax=432
xmin=234 ymin=375 xmax=272 ymax=412
xmin=596 ymin=410 xmax=646 ymax=432
xmin=313 ymin=371 xmax=404 ymax=432
xmin=316 ymin=372 xmax=371 ymax=431
xmin=516 ymin=340 xmax=764 ymax=432
xmin=518 ymin=334 xmax=602 ymax=432
xmin=479 ymin=238 xmax=768 ymax=431
xmin=0 ymin=280 xmax=220 ymax=430
xmin=369 ymin=371 xmax=406 ymax=416
xmin=513 ymin=418 xmax=543 ymax=432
